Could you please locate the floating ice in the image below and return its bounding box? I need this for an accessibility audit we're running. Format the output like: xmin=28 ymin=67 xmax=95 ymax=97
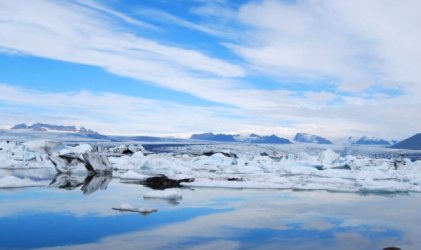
xmin=82 ymin=151 xmax=112 ymax=173
xmin=111 ymin=146 xmax=421 ymax=193
xmin=143 ymin=189 xmax=183 ymax=200
xmin=109 ymin=152 xmax=145 ymax=170
xmin=112 ymin=203 xmax=158 ymax=215
xmin=108 ymin=144 xmax=144 ymax=155
xmin=119 ymin=170 xmax=149 ymax=180
xmin=2 ymin=140 xmax=421 ymax=193
xmin=58 ymin=144 xmax=92 ymax=155
xmin=22 ymin=140 xmax=61 ymax=154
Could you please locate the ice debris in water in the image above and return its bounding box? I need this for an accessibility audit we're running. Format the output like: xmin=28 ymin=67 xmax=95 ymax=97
xmin=2 ymin=140 xmax=421 ymax=193
xmin=108 ymin=144 xmax=145 ymax=156
xmin=112 ymin=203 xmax=158 ymax=215
xmin=143 ymin=189 xmax=183 ymax=200
xmin=112 ymin=145 xmax=421 ymax=193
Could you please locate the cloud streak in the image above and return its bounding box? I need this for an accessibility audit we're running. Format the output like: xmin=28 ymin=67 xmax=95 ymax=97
xmin=0 ymin=0 xmax=419 ymax=138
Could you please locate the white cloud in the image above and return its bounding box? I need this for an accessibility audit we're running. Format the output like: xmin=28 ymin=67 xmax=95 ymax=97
xmin=0 ymin=0 xmax=420 ymax=138
xmin=0 ymin=0 xmax=244 ymax=78
xmin=228 ymin=0 xmax=421 ymax=93
xmin=0 ymin=83 xmax=254 ymax=135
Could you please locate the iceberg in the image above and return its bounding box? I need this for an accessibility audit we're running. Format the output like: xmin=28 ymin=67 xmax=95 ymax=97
xmin=119 ymin=170 xmax=150 ymax=180
xmin=2 ymin=139 xmax=421 ymax=194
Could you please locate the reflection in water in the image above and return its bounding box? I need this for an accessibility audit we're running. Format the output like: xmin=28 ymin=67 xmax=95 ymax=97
xmin=0 ymin=177 xmax=419 ymax=250
xmin=81 ymin=174 xmax=112 ymax=195
xmin=49 ymin=173 xmax=112 ymax=195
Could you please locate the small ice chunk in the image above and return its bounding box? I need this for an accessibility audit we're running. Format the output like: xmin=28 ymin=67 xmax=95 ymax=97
xmin=120 ymin=170 xmax=149 ymax=180
xmin=143 ymin=189 xmax=182 ymax=200
xmin=319 ymin=149 xmax=339 ymax=166
xmin=59 ymin=144 xmax=92 ymax=155
xmin=112 ymin=203 xmax=158 ymax=215
xmin=23 ymin=140 xmax=61 ymax=154
xmin=117 ymin=203 xmax=134 ymax=210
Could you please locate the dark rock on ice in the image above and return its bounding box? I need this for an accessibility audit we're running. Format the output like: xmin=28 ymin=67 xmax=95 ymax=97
xmin=140 ymin=175 xmax=194 ymax=190
xmin=382 ymin=247 xmax=401 ymax=250
xmin=314 ymin=165 xmax=324 ymax=170
xmin=107 ymin=144 xmax=144 ymax=156
xmin=391 ymin=155 xmax=406 ymax=170
xmin=122 ymin=148 xmax=134 ymax=155
xmin=331 ymin=164 xmax=352 ymax=170
xmin=227 ymin=177 xmax=244 ymax=181
xmin=201 ymin=151 xmax=238 ymax=159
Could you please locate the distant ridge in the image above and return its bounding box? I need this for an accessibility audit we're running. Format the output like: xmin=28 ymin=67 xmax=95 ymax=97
xmin=190 ymin=132 xmax=292 ymax=144
xmin=11 ymin=123 xmax=97 ymax=133
xmin=294 ymin=133 xmax=332 ymax=144
xmin=390 ymin=134 xmax=421 ymax=150
xmin=349 ymin=136 xmax=391 ymax=145
xmin=10 ymin=123 xmax=107 ymax=139
xmin=191 ymin=133 xmax=236 ymax=142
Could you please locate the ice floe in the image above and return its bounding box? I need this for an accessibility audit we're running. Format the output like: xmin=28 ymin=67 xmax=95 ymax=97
xmin=1 ymin=139 xmax=421 ymax=193
xmin=112 ymin=203 xmax=158 ymax=215
xmin=143 ymin=189 xmax=183 ymax=200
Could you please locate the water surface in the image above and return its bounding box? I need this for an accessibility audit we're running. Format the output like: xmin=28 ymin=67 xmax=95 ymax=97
xmin=0 ymin=174 xmax=418 ymax=250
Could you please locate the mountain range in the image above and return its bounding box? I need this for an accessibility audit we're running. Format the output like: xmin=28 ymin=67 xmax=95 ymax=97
xmin=7 ymin=123 xmax=420 ymax=149
xmin=390 ymin=133 xmax=421 ymax=150
xmin=190 ymin=133 xmax=292 ymax=144
xmin=293 ymin=133 xmax=332 ymax=144
xmin=348 ymin=136 xmax=393 ymax=146
xmin=11 ymin=123 xmax=98 ymax=134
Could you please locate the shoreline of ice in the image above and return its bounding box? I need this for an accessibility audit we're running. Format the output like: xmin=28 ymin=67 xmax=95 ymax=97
xmin=1 ymin=139 xmax=421 ymax=193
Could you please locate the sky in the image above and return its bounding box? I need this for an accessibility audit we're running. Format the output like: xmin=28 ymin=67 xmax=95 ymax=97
xmin=0 ymin=0 xmax=420 ymax=139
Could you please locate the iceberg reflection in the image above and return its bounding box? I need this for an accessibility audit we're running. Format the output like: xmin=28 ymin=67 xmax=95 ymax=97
xmin=49 ymin=173 xmax=112 ymax=195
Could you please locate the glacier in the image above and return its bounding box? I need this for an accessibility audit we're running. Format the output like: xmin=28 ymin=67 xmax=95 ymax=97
xmin=1 ymin=139 xmax=421 ymax=193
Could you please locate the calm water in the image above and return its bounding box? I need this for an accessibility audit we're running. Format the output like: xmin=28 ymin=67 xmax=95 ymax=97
xmin=0 ymin=173 xmax=419 ymax=250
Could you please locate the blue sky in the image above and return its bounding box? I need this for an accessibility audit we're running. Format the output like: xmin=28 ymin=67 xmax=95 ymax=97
xmin=0 ymin=0 xmax=420 ymax=139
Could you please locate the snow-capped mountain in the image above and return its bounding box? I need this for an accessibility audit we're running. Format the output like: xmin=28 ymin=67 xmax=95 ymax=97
xmin=190 ymin=133 xmax=292 ymax=144
xmin=11 ymin=123 xmax=98 ymax=134
xmin=246 ymin=134 xmax=292 ymax=144
xmin=293 ymin=133 xmax=332 ymax=144
xmin=348 ymin=136 xmax=392 ymax=146
xmin=190 ymin=133 xmax=237 ymax=142
xmin=390 ymin=133 xmax=421 ymax=150
xmin=9 ymin=123 xmax=107 ymax=140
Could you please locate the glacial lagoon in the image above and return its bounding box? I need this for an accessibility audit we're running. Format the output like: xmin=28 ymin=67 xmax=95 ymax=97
xmin=0 ymin=175 xmax=418 ymax=250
